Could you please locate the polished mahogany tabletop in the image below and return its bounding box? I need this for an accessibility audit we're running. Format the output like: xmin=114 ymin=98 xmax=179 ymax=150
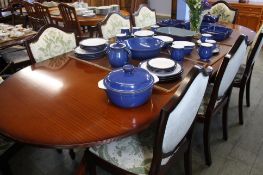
xmin=0 ymin=24 xmax=256 ymax=149
xmin=49 ymin=8 xmax=130 ymax=26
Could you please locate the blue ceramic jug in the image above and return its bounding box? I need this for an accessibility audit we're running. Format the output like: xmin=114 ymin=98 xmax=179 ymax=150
xmin=107 ymin=43 xmax=130 ymax=68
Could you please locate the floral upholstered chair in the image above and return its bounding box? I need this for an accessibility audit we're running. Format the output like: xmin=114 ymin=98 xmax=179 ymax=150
xmin=86 ymin=66 xmax=211 ymax=175
xmin=98 ymin=12 xmax=131 ymax=40
xmin=197 ymin=35 xmax=248 ymax=166
xmin=205 ymin=0 xmax=238 ymax=24
xmin=25 ymin=24 xmax=77 ymax=64
xmin=133 ymin=4 xmax=156 ymax=28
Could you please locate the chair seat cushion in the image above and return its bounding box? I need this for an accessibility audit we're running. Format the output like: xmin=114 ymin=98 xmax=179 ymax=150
xmin=2 ymin=47 xmax=29 ymax=64
xmin=234 ymin=64 xmax=246 ymax=82
xmin=89 ymin=124 xmax=156 ymax=175
xmin=0 ymin=136 xmax=14 ymax=156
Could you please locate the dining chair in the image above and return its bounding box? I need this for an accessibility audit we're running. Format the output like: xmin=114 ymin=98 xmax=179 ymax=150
xmin=34 ymin=2 xmax=54 ymax=25
xmin=233 ymin=25 xmax=263 ymax=125
xmin=0 ymin=0 xmax=23 ymax=24
xmin=58 ymin=3 xmax=90 ymax=39
xmin=22 ymin=0 xmax=43 ymax=31
xmin=204 ymin=0 xmax=238 ymax=24
xmin=132 ymin=4 xmax=156 ymax=28
xmin=197 ymin=34 xmax=248 ymax=166
xmin=1 ymin=45 xmax=30 ymax=73
xmin=25 ymin=24 xmax=77 ymax=64
xmin=98 ymin=12 xmax=131 ymax=40
xmin=85 ymin=65 xmax=211 ymax=175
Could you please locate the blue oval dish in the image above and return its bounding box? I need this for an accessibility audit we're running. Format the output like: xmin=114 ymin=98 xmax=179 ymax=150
xmin=201 ymin=26 xmax=233 ymax=41
xmin=124 ymin=37 xmax=164 ymax=60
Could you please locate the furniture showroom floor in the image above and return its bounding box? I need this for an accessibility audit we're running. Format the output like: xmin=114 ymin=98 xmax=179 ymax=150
xmin=1 ymin=49 xmax=263 ymax=175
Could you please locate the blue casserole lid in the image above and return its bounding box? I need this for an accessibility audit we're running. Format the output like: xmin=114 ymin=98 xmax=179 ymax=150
xmin=104 ymin=65 xmax=154 ymax=93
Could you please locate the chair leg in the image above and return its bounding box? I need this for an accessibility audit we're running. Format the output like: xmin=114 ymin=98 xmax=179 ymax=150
xmin=246 ymin=74 xmax=252 ymax=107
xmin=238 ymin=85 xmax=245 ymax=125
xmin=184 ymin=144 xmax=192 ymax=175
xmin=56 ymin=149 xmax=63 ymax=153
xmin=75 ymin=149 xmax=88 ymax=175
xmin=87 ymin=152 xmax=97 ymax=175
xmin=222 ymin=98 xmax=230 ymax=141
xmin=203 ymin=121 xmax=212 ymax=166
xmin=69 ymin=149 xmax=76 ymax=160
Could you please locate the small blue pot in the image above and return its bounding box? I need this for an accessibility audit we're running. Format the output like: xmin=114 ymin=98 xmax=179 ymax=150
xmin=98 ymin=65 xmax=159 ymax=108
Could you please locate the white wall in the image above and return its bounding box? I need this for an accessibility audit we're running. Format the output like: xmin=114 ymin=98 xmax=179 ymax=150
xmin=148 ymin=0 xmax=172 ymax=17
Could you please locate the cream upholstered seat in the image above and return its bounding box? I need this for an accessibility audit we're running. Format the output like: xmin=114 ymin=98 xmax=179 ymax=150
xmin=133 ymin=4 xmax=156 ymax=28
xmin=204 ymin=1 xmax=238 ymax=24
xmin=98 ymin=12 xmax=131 ymax=40
xmin=25 ymin=24 xmax=77 ymax=63
xmin=88 ymin=66 xmax=211 ymax=175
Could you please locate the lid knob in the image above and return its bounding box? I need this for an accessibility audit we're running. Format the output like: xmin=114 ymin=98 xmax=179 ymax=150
xmin=123 ymin=65 xmax=134 ymax=74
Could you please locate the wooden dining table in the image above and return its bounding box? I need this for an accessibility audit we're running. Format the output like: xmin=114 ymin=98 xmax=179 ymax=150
xmin=49 ymin=7 xmax=130 ymax=26
xmin=0 ymin=24 xmax=256 ymax=174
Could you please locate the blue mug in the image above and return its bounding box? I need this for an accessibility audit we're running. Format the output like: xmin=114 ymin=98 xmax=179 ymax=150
xmin=107 ymin=43 xmax=130 ymax=68
xmin=132 ymin=27 xmax=141 ymax=35
xmin=201 ymin=33 xmax=212 ymax=42
xmin=170 ymin=44 xmax=184 ymax=62
xmin=121 ymin=27 xmax=131 ymax=36
xmin=199 ymin=43 xmax=213 ymax=61
xmin=116 ymin=33 xmax=127 ymax=43
xmin=151 ymin=25 xmax=160 ymax=33
xmin=206 ymin=39 xmax=217 ymax=50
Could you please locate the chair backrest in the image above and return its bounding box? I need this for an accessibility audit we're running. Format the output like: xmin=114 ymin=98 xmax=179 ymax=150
xmin=58 ymin=3 xmax=82 ymax=37
xmin=132 ymin=4 xmax=156 ymax=28
xmin=217 ymin=35 xmax=248 ymax=98
xmin=22 ymin=0 xmax=35 ymax=17
xmin=34 ymin=2 xmax=53 ymax=25
xmin=207 ymin=1 xmax=238 ymax=24
xmin=25 ymin=24 xmax=77 ymax=64
xmin=0 ymin=0 xmax=11 ymax=9
xmin=149 ymin=66 xmax=210 ymax=174
xmin=98 ymin=12 xmax=130 ymax=39
xmin=202 ymin=35 xmax=247 ymax=115
xmin=130 ymin=0 xmax=143 ymax=14
xmin=242 ymin=26 xmax=263 ymax=82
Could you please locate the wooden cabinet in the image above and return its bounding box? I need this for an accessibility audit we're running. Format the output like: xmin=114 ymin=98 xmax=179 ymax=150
xmin=231 ymin=3 xmax=263 ymax=31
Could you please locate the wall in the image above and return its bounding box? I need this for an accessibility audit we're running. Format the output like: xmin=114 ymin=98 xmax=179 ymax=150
xmin=148 ymin=0 xmax=172 ymax=17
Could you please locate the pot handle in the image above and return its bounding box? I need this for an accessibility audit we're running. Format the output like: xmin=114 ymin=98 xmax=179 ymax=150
xmin=98 ymin=79 xmax=107 ymax=90
xmin=151 ymin=73 xmax=159 ymax=84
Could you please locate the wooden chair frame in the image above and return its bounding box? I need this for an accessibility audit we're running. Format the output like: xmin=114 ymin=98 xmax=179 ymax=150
xmin=211 ymin=0 xmax=239 ymax=24
xmin=132 ymin=4 xmax=156 ymax=27
xmin=197 ymin=35 xmax=248 ymax=166
xmin=34 ymin=2 xmax=53 ymax=25
xmin=24 ymin=24 xmax=77 ymax=64
xmin=58 ymin=3 xmax=82 ymax=37
xmin=233 ymin=31 xmax=263 ymax=124
xmin=86 ymin=66 xmax=211 ymax=175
